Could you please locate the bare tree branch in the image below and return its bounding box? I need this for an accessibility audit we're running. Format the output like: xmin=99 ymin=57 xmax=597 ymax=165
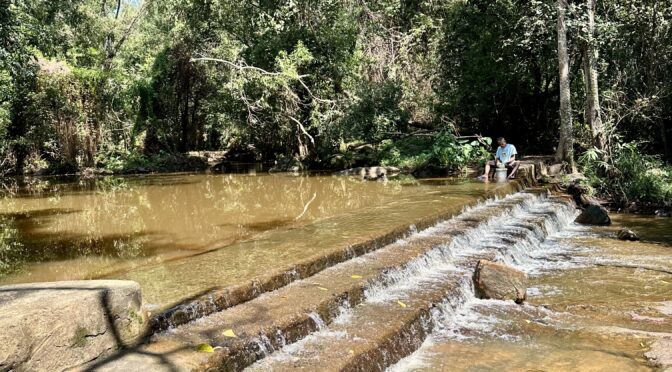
xmin=288 ymin=115 xmax=315 ymax=146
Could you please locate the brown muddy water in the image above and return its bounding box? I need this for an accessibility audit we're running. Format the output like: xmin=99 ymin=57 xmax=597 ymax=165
xmin=0 ymin=173 xmax=514 ymax=309
xmin=2 ymin=173 xmax=671 ymax=371
xmin=389 ymin=214 xmax=672 ymax=371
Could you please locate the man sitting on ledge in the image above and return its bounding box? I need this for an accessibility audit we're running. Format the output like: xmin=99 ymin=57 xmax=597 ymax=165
xmin=479 ymin=137 xmax=521 ymax=180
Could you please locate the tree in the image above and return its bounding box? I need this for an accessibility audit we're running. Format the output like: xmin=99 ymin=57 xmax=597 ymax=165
xmin=555 ymin=0 xmax=575 ymax=171
xmin=582 ymin=0 xmax=606 ymax=157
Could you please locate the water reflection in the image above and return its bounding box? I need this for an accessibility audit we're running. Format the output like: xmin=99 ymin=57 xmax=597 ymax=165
xmin=0 ymin=173 xmax=509 ymax=308
xmin=610 ymin=213 xmax=672 ymax=246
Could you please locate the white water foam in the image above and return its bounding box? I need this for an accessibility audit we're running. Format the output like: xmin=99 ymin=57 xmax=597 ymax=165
xmin=248 ymin=191 xmax=581 ymax=371
xmin=387 ymin=200 xmax=590 ymax=371
xmin=365 ymin=194 xmax=576 ymax=303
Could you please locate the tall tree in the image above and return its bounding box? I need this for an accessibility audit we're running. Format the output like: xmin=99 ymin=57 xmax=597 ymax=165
xmin=582 ymin=0 xmax=606 ymax=157
xmin=555 ymin=0 xmax=575 ymax=171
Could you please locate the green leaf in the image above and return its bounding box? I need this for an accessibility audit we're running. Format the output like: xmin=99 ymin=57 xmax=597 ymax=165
xmin=196 ymin=343 xmax=214 ymax=353
xmin=222 ymin=329 xmax=237 ymax=338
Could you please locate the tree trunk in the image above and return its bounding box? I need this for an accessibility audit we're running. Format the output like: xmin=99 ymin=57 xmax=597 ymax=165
xmin=555 ymin=0 xmax=575 ymax=171
xmin=582 ymin=0 xmax=607 ymax=157
xmin=661 ymin=121 xmax=670 ymax=162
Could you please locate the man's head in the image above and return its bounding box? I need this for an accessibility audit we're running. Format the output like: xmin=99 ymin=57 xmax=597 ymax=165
xmin=497 ymin=137 xmax=507 ymax=147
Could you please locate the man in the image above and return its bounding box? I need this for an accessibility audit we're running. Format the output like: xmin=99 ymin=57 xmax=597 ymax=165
xmin=480 ymin=137 xmax=520 ymax=180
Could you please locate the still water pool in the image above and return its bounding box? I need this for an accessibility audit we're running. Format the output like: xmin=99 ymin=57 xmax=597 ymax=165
xmin=0 ymin=173 xmax=514 ymax=309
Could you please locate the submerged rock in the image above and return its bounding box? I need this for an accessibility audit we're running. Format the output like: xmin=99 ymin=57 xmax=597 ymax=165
xmin=655 ymin=209 xmax=671 ymax=217
xmin=575 ymin=204 xmax=611 ymax=225
xmin=0 ymin=280 xmax=147 ymax=371
xmin=617 ymin=228 xmax=640 ymax=241
xmin=646 ymin=337 xmax=672 ymax=370
xmin=338 ymin=166 xmax=400 ymax=180
xmin=473 ymin=260 xmax=527 ymax=303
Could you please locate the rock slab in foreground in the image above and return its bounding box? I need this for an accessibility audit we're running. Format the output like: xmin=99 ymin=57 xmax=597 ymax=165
xmin=575 ymin=204 xmax=612 ymax=225
xmin=0 ymin=280 xmax=146 ymax=371
xmin=473 ymin=260 xmax=527 ymax=303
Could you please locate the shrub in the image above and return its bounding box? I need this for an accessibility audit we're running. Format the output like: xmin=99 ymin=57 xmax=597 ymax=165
xmin=378 ymin=131 xmax=491 ymax=172
xmin=580 ymin=142 xmax=672 ymax=206
xmin=430 ymin=131 xmax=491 ymax=171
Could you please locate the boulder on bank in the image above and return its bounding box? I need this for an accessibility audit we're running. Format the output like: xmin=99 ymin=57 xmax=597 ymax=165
xmin=575 ymin=204 xmax=612 ymax=225
xmin=0 ymin=280 xmax=147 ymax=371
xmin=473 ymin=260 xmax=527 ymax=303
xmin=617 ymin=228 xmax=640 ymax=241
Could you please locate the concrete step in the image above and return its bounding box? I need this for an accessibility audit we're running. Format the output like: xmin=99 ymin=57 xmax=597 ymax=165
xmin=84 ymin=192 xmax=543 ymax=371
xmin=245 ymin=272 xmax=469 ymax=372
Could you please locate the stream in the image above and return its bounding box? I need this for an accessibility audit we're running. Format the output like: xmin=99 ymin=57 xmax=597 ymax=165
xmin=388 ymin=212 xmax=672 ymax=371
xmin=1 ymin=173 xmax=670 ymax=370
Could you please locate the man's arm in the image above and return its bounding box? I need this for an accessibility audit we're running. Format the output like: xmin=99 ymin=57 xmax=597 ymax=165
xmin=507 ymin=145 xmax=518 ymax=164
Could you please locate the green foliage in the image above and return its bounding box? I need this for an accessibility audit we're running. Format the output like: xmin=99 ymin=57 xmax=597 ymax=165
xmin=379 ymin=132 xmax=491 ymax=172
xmin=0 ymin=68 xmax=12 ymax=173
xmin=0 ymin=0 xmax=670 ymax=211
xmin=581 ymin=142 xmax=672 ymax=206
xmin=379 ymin=137 xmax=433 ymax=170
xmin=430 ymin=132 xmax=491 ymax=171
xmin=439 ymin=0 xmax=559 ymax=153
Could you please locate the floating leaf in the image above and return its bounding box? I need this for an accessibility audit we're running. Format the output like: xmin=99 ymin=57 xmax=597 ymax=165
xmin=317 ymin=286 xmax=329 ymax=291
xmin=223 ymin=329 xmax=237 ymax=338
xmin=351 ymin=275 xmax=363 ymax=279
xmin=196 ymin=343 xmax=214 ymax=353
xmin=396 ymin=300 xmax=407 ymax=308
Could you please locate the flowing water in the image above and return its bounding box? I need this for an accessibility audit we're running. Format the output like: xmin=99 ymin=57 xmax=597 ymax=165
xmin=386 ymin=212 xmax=672 ymax=371
xmin=2 ymin=172 xmax=671 ymax=371
xmin=0 ymin=173 xmax=515 ymax=309
xmin=241 ymin=193 xmax=671 ymax=371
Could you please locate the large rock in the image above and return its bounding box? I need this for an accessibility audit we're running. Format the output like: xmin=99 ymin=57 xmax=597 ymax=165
xmin=617 ymin=228 xmax=640 ymax=241
xmin=473 ymin=260 xmax=527 ymax=303
xmin=0 ymin=280 xmax=147 ymax=371
xmin=575 ymin=204 xmax=612 ymax=225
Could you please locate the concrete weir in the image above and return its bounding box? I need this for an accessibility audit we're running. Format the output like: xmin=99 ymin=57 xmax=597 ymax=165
xmin=1 ymin=162 xmax=569 ymax=371
xmin=75 ymin=164 xmax=579 ymax=372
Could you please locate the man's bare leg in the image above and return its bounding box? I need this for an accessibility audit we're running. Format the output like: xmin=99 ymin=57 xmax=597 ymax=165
xmin=482 ymin=161 xmax=494 ymax=179
xmin=508 ymin=161 xmax=521 ymax=178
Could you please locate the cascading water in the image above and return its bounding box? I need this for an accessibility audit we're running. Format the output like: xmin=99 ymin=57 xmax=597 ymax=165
xmin=246 ymin=191 xmax=583 ymax=370
xmin=365 ymin=193 xmax=577 ymax=303
xmin=388 ymin=199 xmax=672 ymax=371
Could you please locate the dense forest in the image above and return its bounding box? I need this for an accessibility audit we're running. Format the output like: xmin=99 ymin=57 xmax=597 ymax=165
xmin=1 ymin=0 xmax=671 ymax=205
